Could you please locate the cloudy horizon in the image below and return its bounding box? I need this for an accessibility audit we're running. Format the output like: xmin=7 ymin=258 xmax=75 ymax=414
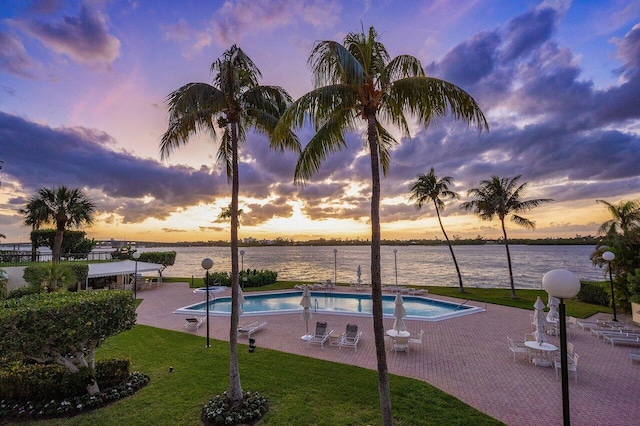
xmin=1 ymin=0 xmax=639 ymax=243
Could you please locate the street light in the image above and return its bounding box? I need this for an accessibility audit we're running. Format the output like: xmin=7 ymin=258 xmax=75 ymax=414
xmin=542 ymin=269 xmax=581 ymax=426
xmin=333 ymin=249 xmax=337 ymax=285
xmin=201 ymin=258 xmax=214 ymax=348
xmin=393 ymin=249 xmax=398 ymax=287
xmin=602 ymin=251 xmax=617 ymax=322
xmin=132 ymin=251 xmax=140 ymax=299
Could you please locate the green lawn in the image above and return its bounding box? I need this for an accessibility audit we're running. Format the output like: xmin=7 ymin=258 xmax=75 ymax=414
xmin=11 ymin=326 xmax=503 ymax=426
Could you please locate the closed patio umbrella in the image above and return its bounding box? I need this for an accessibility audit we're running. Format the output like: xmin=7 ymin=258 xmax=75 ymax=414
xmin=393 ymin=292 xmax=407 ymax=332
xmin=547 ymin=294 xmax=560 ymax=322
xmin=300 ymin=285 xmax=313 ymax=338
xmin=533 ymin=296 xmax=549 ymax=345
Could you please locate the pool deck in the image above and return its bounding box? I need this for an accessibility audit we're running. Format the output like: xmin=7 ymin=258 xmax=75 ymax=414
xmin=136 ymin=283 xmax=640 ymax=426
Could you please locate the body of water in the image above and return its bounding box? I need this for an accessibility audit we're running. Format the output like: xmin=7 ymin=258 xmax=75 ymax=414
xmin=136 ymin=244 xmax=605 ymax=290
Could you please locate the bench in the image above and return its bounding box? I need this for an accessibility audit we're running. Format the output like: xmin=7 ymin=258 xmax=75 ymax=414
xmin=237 ymin=321 xmax=267 ymax=338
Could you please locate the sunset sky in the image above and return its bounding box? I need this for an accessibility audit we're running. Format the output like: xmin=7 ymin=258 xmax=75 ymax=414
xmin=1 ymin=0 xmax=639 ymax=244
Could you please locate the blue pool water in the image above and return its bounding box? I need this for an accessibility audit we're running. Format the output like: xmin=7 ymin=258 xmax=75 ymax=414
xmin=174 ymin=291 xmax=483 ymax=321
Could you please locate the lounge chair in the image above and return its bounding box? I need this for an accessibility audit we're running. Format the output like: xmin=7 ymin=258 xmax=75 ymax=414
xmin=184 ymin=317 xmax=205 ymax=331
xmin=630 ymin=351 xmax=640 ymax=364
xmin=508 ymin=336 xmax=530 ymax=363
xmin=603 ymin=334 xmax=640 ymax=347
xmin=237 ymin=321 xmax=267 ymax=338
xmin=308 ymin=321 xmax=332 ymax=349
xmin=339 ymin=323 xmax=362 ymax=351
xmin=392 ymin=336 xmax=410 ymax=354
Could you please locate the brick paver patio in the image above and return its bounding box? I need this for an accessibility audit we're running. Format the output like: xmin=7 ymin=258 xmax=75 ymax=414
xmin=135 ymin=282 xmax=640 ymax=426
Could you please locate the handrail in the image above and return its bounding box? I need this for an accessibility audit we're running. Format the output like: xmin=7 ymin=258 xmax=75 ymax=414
xmin=314 ymin=299 xmax=319 ymax=312
xmin=455 ymin=300 xmax=470 ymax=310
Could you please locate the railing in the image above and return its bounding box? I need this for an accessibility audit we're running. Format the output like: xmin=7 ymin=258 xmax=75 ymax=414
xmin=0 ymin=250 xmax=116 ymax=266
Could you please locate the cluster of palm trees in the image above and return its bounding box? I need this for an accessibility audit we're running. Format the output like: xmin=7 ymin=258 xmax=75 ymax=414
xmin=410 ymin=171 xmax=553 ymax=297
xmin=159 ymin=26 xmax=488 ymax=423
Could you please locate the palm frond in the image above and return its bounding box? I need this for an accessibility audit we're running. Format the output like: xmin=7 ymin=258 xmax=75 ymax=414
xmin=389 ymin=76 xmax=488 ymax=132
xmin=308 ymin=41 xmax=365 ymax=87
xmin=294 ymin=110 xmax=357 ymax=184
xmin=374 ymin=121 xmax=398 ymax=176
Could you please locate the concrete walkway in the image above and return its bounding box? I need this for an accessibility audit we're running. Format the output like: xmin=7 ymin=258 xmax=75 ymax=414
xmin=135 ymin=283 xmax=640 ymax=426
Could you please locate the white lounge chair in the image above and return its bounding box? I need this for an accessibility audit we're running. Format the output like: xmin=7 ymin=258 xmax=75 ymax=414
xmin=184 ymin=317 xmax=205 ymax=331
xmin=339 ymin=323 xmax=362 ymax=351
xmin=237 ymin=321 xmax=267 ymax=338
xmin=308 ymin=321 xmax=332 ymax=349
xmin=603 ymin=334 xmax=640 ymax=347
xmin=630 ymin=351 xmax=640 ymax=364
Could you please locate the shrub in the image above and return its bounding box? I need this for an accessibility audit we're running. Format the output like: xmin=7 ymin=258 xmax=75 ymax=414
xmin=0 ymin=363 xmax=92 ymax=401
xmin=95 ymin=359 xmax=130 ymax=389
xmin=206 ymin=272 xmax=231 ymax=287
xmin=201 ymin=391 xmax=268 ymax=426
xmin=0 ymin=269 xmax=6 ymax=299
xmin=576 ymin=281 xmax=610 ymax=306
xmin=241 ymin=269 xmax=278 ymax=288
xmin=6 ymin=286 xmax=40 ymax=300
xmin=0 ymin=291 xmax=136 ymax=393
xmin=0 ymin=358 xmax=131 ymax=402
xmin=0 ymin=371 xmax=149 ymax=420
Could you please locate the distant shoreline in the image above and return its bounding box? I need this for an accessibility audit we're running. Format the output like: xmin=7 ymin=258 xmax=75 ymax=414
xmin=93 ymin=236 xmax=599 ymax=249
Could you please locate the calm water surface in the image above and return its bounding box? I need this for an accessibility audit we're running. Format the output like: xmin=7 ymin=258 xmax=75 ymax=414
xmin=139 ymin=244 xmax=604 ymax=290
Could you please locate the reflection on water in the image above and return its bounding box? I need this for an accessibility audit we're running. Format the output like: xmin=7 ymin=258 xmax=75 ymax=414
xmin=146 ymin=244 xmax=603 ymax=289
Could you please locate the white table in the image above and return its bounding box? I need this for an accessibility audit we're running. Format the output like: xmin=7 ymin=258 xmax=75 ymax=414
xmin=525 ymin=341 xmax=558 ymax=367
xmin=386 ymin=330 xmax=410 ymax=338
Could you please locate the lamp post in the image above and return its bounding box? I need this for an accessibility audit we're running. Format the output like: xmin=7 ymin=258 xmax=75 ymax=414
xmin=393 ymin=249 xmax=398 ymax=287
xmin=333 ymin=249 xmax=337 ymax=285
xmin=602 ymin=251 xmax=617 ymax=322
xmin=542 ymin=269 xmax=581 ymax=426
xmin=201 ymin=258 xmax=214 ymax=348
xmin=132 ymin=251 xmax=140 ymax=299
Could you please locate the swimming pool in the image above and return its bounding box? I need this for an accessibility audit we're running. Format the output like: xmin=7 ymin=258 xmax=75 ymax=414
xmin=174 ymin=291 xmax=483 ymax=321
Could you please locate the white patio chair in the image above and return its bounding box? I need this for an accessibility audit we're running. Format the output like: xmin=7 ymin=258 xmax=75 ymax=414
xmin=508 ymin=336 xmax=530 ymax=363
xmin=554 ymin=352 xmax=579 ymax=383
xmin=392 ymin=336 xmax=410 ymax=355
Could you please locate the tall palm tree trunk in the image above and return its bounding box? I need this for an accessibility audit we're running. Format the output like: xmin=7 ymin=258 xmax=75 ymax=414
xmin=500 ymin=219 xmax=516 ymax=298
xmin=228 ymin=123 xmax=243 ymax=404
xmin=53 ymin=221 xmax=65 ymax=263
xmin=435 ymin=204 xmax=464 ymax=292
xmin=367 ymin=115 xmax=393 ymax=425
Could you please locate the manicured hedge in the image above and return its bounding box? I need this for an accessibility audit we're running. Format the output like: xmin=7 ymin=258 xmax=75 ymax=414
xmin=0 ymin=358 xmax=130 ymax=401
xmin=576 ymin=281 xmax=610 ymax=306
xmin=204 ymin=270 xmax=278 ymax=288
xmin=0 ymin=291 xmax=136 ymax=393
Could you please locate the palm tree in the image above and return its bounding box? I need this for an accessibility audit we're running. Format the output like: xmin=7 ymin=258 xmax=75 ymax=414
xmin=21 ymin=186 xmax=95 ymax=262
xmin=409 ymin=168 xmax=464 ymax=292
xmin=160 ymin=45 xmax=298 ymax=406
xmin=596 ymin=199 xmax=640 ymax=238
xmin=461 ymin=176 xmax=552 ymax=298
xmin=274 ymin=26 xmax=487 ymax=424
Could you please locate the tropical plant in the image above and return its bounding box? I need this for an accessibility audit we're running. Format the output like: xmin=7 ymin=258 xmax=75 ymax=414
xmin=20 ymin=186 xmax=96 ymax=262
xmin=461 ymin=175 xmax=553 ymax=298
xmin=596 ymin=199 xmax=640 ymax=238
xmin=160 ymin=45 xmax=299 ymax=407
xmin=409 ymin=167 xmax=464 ymax=292
xmin=218 ymin=204 xmax=244 ymax=226
xmin=0 ymin=291 xmax=136 ymax=395
xmin=273 ymin=26 xmax=487 ymax=424
xmin=590 ymin=199 xmax=640 ymax=311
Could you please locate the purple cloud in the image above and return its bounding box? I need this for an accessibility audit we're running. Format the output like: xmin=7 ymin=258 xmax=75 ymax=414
xmin=17 ymin=5 xmax=120 ymax=67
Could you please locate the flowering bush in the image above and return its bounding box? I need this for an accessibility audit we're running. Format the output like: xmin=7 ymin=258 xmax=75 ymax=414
xmin=201 ymin=391 xmax=268 ymax=425
xmin=0 ymin=372 xmax=149 ymax=421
